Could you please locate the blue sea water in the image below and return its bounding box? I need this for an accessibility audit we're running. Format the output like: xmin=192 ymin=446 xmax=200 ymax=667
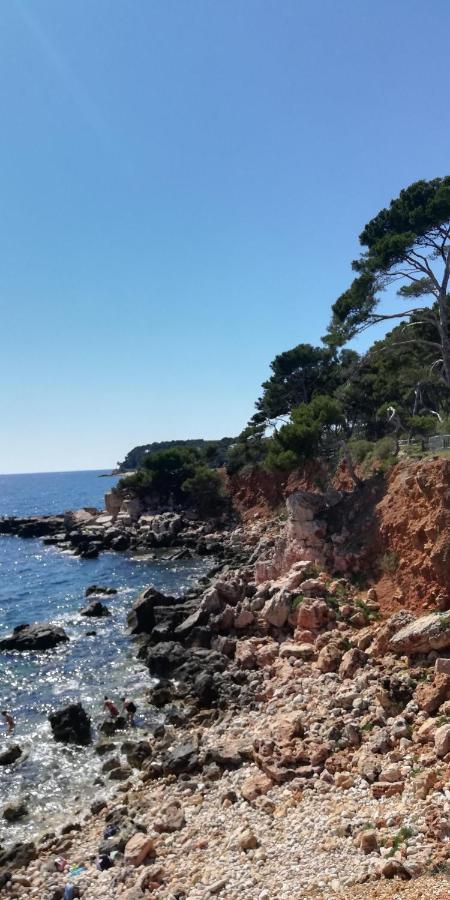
xmin=0 ymin=470 xmax=208 ymax=844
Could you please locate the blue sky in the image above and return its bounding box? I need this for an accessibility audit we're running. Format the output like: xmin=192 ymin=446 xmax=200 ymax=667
xmin=1 ymin=0 xmax=450 ymax=473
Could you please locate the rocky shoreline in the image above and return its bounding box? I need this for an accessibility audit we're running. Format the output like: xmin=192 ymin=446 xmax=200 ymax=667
xmin=2 ymin=468 xmax=450 ymax=897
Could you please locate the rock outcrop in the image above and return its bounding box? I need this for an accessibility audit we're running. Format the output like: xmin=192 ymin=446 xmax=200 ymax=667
xmin=48 ymin=703 xmax=92 ymax=745
xmin=0 ymin=623 xmax=69 ymax=652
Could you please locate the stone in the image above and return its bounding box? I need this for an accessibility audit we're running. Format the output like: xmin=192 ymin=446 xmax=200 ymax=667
xmin=108 ymin=765 xmax=132 ymax=781
xmin=262 ymin=590 xmax=290 ymax=628
xmin=154 ymin=800 xmax=185 ymax=832
xmin=80 ymin=601 xmax=111 ymax=618
xmin=371 ymin=610 xmax=415 ymax=657
xmin=162 ymin=735 xmax=200 ymax=775
xmin=359 ymin=830 xmax=378 ymax=854
xmin=0 ymin=744 xmax=22 ymax=766
xmin=3 ymin=800 xmax=28 ymax=822
xmin=415 ymin=673 xmax=450 ymax=713
xmin=316 ymin=643 xmax=341 ymax=673
xmin=0 ymin=622 xmax=69 ymax=652
xmin=124 ymin=832 xmax=154 ymax=866
xmin=48 ymin=703 xmax=92 ymax=745
xmin=279 ymin=642 xmax=315 ymax=660
xmin=413 ymin=769 xmax=438 ymax=799
xmin=379 ymin=859 xmax=411 ymax=880
xmin=296 ymin=599 xmax=329 ymax=632
xmin=339 ymin=647 xmax=367 ymax=679
xmin=85 ymin=585 xmax=117 ymax=596
xmin=241 ymin=773 xmax=273 ymax=802
xmin=379 ymin=764 xmax=402 ymax=783
xmin=435 ymin=723 xmax=450 ymax=757
xmin=371 ymin=781 xmax=404 ymax=798
xmin=99 ymin=715 xmax=127 ymax=735
xmin=435 ymin=657 xmax=450 ymax=674
xmin=237 ymin=828 xmax=259 ymax=851
xmin=128 ymin=587 xmax=175 ymax=635
xmin=390 ymin=612 xmax=450 ymax=655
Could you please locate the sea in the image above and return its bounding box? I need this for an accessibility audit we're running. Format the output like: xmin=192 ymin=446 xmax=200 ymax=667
xmin=0 ymin=470 xmax=208 ymax=845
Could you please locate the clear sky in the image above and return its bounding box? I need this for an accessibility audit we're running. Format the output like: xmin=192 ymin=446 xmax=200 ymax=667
xmin=1 ymin=0 xmax=450 ymax=473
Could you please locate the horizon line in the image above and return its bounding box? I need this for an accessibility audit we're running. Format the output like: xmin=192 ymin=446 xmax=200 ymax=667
xmin=0 ymin=467 xmax=116 ymax=477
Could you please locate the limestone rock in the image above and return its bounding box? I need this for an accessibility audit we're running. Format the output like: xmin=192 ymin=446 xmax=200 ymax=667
xmin=414 ymin=673 xmax=450 ymax=713
xmin=339 ymin=647 xmax=367 ymax=679
xmin=389 ymin=612 xmax=450 ymax=655
xmin=124 ymin=832 xmax=154 ymax=866
xmin=435 ymin=723 xmax=450 ymax=757
xmin=262 ymin=590 xmax=290 ymax=628
xmin=316 ymin=643 xmax=341 ymax=673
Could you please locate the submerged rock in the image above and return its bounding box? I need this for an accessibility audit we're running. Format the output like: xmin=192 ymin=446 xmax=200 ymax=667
xmin=85 ymin=585 xmax=117 ymax=597
xmin=80 ymin=601 xmax=111 ymax=618
xmin=3 ymin=800 xmax=28 ymax=822
xmin=0 ymin=623 xmax=69 ymax=652
xmin=48 ymin=703 xmax=92 ymax=745
xmin=0 ymin=745 xmax=22 ymax=766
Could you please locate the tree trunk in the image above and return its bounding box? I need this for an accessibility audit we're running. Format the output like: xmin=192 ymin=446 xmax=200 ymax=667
xmin=438 ymin=250 xmax=450 ymax=390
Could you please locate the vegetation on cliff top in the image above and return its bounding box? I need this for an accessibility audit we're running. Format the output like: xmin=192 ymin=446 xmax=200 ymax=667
xmin=119 ymin=176 xmax=450 ymax=504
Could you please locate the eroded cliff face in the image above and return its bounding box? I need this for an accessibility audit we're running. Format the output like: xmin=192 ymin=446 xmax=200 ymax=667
xmin=375 ymin=457 xmax=450 ymax=612
xmin=233 ymin=457 xmax=450 ymax=615
xmin=228 ymin=461 xmax=328 ymax=522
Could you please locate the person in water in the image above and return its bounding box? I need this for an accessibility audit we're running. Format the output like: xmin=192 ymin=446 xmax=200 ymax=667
xmin=103 ymin=696 xmax=119 ymax=718
xmin=1 ymin=710 xmax=15 ymax=734
xmin=121 ymin=696 xmax=137 ymax=725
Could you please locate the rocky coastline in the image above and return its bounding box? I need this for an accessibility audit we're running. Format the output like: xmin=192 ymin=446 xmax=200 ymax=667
xmin=2 ymin=460 xmax=450 ymax=897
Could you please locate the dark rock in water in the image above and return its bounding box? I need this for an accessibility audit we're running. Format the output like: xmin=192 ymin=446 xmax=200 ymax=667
xmin=122 ymin=740 xmax=152 ymax=769
xmin=80 ymin=601 xmax=111 ymax=618
xmin=85 ymin=630 xmax=97 ymax=636
xmin=2 ymin=800 xmax=28 ymax=822
xmin=110 ymin=534 xmax=129 ymax=551
xmin=95 ymin=740 xmax=116 ymax=756
xmin=0 ymin=745 xmax=22 ymax=766
xmin=102 ymin=756 xmax=121 ymax=773
xmin=49 ymin=703 xmax=92 ymax=745
xmin=91 ymin=798 xmax=107 ymax=815
xmin=80 ymin=543 xmax=100 ymax=559
xmin=0 ymin=623 xmax=69 ymax=652
xmin=85 ymin=585 xmax=118 ymax=597
xmin=99 ymin=716 xmax=127 ymax=736
xmin=108 ymin=765 xmax=132 ymax=781
xmin=0 ymin=841 xmax=36 ymax=870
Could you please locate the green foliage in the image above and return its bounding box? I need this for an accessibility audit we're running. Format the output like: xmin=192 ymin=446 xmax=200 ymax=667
xmin=117 ymin=437 xmax=235 ymax=472
xmin=181 ymin=466 xmax=227 ymax=517
xmin=387 ymin=826 xmax=414 ymax=857
xmin=326 ymin=176 xmax=450 ymax=390
xmin=379 ymin=550 xmax=399 ymax=575
xmin=291 ymin=594 xmax=306 ymax=610
xmin=265 ymin=395 xmax=346 ymax=471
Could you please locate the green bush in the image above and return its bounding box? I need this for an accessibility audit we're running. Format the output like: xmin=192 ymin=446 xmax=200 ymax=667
xmin=182 ymin=467 xmax=227 ymax=517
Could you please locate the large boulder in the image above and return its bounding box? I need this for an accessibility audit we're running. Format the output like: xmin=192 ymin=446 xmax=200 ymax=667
xmin=49 ymin=703 xmax=92 ymax=745
xmin=0 ymin=623 xmax=69 ymax=652
xmin=389 ymin=612 xmax=450 ymax=655
xmin=127 ymin=587 xmax=176 ymax=635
